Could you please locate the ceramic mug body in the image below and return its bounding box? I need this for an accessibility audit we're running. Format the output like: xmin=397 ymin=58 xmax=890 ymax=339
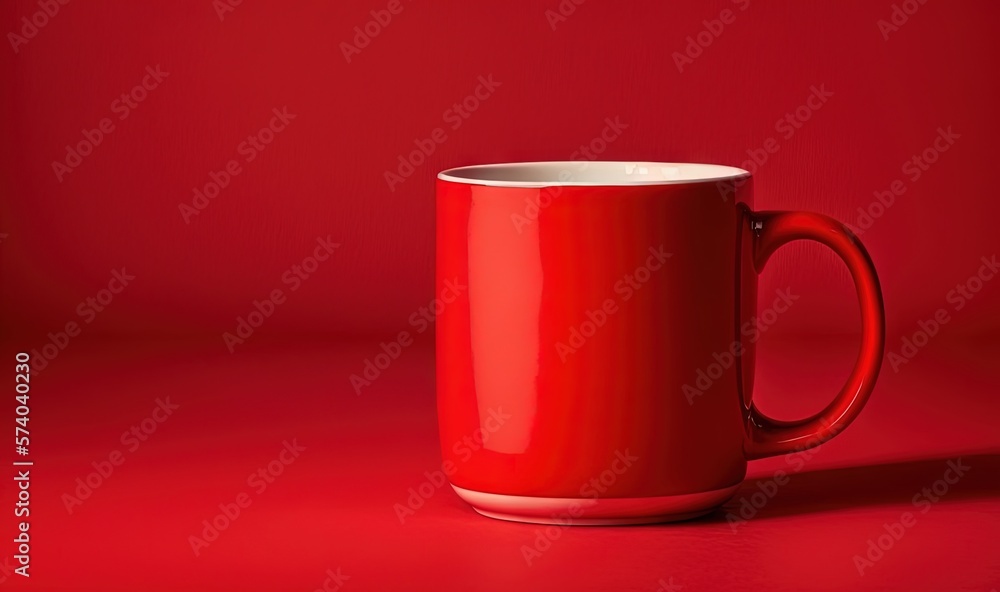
xmin=435 ymin=162 xmax=884 ymax=524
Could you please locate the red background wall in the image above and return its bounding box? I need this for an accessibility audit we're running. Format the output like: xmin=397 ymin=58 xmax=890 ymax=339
xmin=3 ymin=0 xmax=998 ymax=342
xmin=1 ymin=2 xmax=998 ymax=591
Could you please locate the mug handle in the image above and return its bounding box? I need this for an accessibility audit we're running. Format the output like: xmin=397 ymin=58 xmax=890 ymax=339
xmin=744 ymin=210 xmax=885 ymax=460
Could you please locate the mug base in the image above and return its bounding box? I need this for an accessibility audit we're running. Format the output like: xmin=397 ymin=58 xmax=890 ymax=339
xmin=451 ymin=483 xmax=740 ymax=525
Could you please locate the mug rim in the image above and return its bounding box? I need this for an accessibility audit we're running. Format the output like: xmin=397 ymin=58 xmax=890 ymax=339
xmin=437 ymin=161 xmax=750 ymax=188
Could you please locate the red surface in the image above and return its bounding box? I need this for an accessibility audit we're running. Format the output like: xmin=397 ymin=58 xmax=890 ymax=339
xmin=2 ymin=0 xmax=998 ymax=589
xmin=0 ymin=337 xmax=997 ymax=591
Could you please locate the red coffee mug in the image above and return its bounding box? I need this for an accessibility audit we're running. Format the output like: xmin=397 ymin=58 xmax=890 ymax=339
xmin=436 ymin=162 xmax=884 ymax=524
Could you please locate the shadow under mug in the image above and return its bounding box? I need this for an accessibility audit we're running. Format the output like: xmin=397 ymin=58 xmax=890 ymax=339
xmin=435 ymin=161 xmax=884 ymax=524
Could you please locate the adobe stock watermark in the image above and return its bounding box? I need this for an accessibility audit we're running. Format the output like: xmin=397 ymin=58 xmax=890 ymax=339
xmin=222 ymin=236 xmax=340 ymax=352
xmin=656 ymin=578 xmax=683 ymax=592
xmin=61 ymin=397 xmax=179 ymax=514
xmin=684 ymin=287 xmax=798 ymax=405
xmin=852 ymin=458 xmax=969 ymax=576
xmin=28 ymin=268 xmax=136 ymax=374
xmin=887 ymin=254 xmax=997 ymax=372
xmin=384 ymin=75 xmax=501 ymax=192
xmin=555 ymin=246 xmax=671 ymax=362
xmin=0 ymin=555 xmax=21 ymax=583
xmin=8 ymin=0 xmax=71 ymax=54
xmin=877 ymin=0 xmax=930 ymax=41
xmin=188 ymin=439 xmax=305 ymax=557
xmin=212 ymin=0 xmax=246 ymax=21
xmin=847 ymin=126 xmax=959 ymax=236
xmin=716 ymin=84 xmax=833 ymax=201
xmin=672 ymin=0 xmax=750 ymax=73
xmin=310 ymin=567 xmax=350 ymax=592
xmin=510 ymin=116 xmax=630 ymax=234
xmin=51 ymin=65 xmax=169 ymax=182
xmin=544 ymin=0 xmax=587 ymax=31
xmin=521 ymin=449 xmax=638 ymax=566
xmin=179 ymin=107 xmax=297 ymax=223
xmin=724 ymin=418 xmax=839 ymax=532
xmin=340 ymin=0 xmax=409 ymax=63
xmin=393 ymin=407 xmax=510 ymax=524
xmin=350 ymin=278 xmax=466 ymax=394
